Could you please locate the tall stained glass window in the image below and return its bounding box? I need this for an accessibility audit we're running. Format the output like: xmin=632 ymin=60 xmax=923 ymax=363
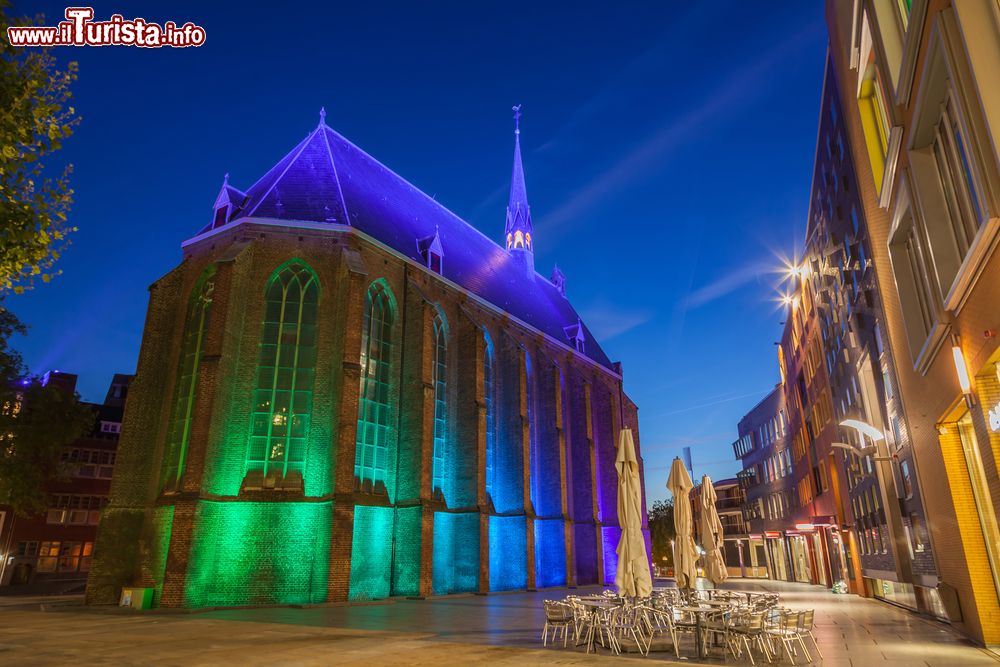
xmin=431 ymin=312 xmax=448 ymax=499
xmin=161 ymin=268 xmax=215 ymax=492
xmin=483 ymin=331 xmax=496 ymax=503
xmin=525 ymin=351 xmax=537 ymax=509
xmin=247 ymin=261 xmax=318 ymax=478
xmin=355 ymin=281 xmax=395 ymax=493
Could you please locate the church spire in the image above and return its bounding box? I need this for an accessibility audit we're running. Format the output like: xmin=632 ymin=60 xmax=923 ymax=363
xmin=504 ymin=104 xmax=533 ymax=254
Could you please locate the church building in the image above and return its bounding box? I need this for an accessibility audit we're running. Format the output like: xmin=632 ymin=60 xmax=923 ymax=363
xmin=86 ymin=107 xmax=648 ymax=607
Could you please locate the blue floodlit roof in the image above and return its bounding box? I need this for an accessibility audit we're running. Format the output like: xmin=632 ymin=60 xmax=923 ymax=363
xmin=194 ymin=118 xmax=614 ymax=371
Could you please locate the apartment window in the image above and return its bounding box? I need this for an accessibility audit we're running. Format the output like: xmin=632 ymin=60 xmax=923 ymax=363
xmin=58 ymin=542 xmax=83 ymax=572
xmin=858 ymin=53 xmax=892 ymax=194
xmin=16 ymin=541 xmax=39 ymax=557
xmin=882 ymin=369 xmax=894 ymax=400
xmin=900 ymin=459 xmax=913 ymax=498
xmin=931 ymin=95 xmax=986 ymax=258
xmin=906 ymin=18 xmax=992 ymax=311
xmin=37 ymin=542 xmax=60 ymax=572
xmin=910 ymin=513 xmax=926 ymax=552
xmin=896 ymin=0 xmax=911 ymax=31
xmin=887 ymin=184 xmax=939 ymax=359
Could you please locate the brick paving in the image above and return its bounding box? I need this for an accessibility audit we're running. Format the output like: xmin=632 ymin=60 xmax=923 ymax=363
xmin=0 ymin=579 xmax=996 ymax=666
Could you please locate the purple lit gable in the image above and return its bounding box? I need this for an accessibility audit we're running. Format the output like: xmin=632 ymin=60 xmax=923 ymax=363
xmin=192 ymin=119 xmax=614 ymax=370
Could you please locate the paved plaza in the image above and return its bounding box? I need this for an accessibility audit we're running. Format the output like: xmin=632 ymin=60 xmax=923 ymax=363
xmin=0 ymin=579 xmax=996 ymax=666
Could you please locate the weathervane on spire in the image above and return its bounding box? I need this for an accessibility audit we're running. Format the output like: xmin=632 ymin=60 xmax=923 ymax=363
xmin=512 ymin=104 xmax=522 ymax=134
xmin=319 ymin=106 xmax=327 ymax=127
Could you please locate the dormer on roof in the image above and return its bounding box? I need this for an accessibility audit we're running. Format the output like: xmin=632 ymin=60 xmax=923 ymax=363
xmin=550 ymin=264 xmax=566 ymax=297
xmin=417 ymin=226 xmax=444 ymax=274
xmin=564 ymin=319 xmax=585 ymax=353
xmin=212 ymin=173 xmax=247 ymax=229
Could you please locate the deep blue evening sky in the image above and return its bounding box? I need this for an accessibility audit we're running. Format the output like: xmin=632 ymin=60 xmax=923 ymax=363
xmin=10 ymin=1 xmax=826 ymax=504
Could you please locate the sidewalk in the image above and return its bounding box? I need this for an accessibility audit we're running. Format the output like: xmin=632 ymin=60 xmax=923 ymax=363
xmin=0 ymin=578 xmax=995 ymax=665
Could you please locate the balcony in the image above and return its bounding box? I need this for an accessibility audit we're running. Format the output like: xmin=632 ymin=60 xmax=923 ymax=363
xmin=715 ymin=497 xmax=745 ymax=512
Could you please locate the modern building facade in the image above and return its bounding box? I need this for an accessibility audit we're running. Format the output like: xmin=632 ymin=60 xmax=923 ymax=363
xmin=733 ymin=386 xmax=792 ymax=582
xmin=796 ymin=54 xmax=940 ymax=614
xmin=776 ymin=244 xmax=849 ymax=592
xmin=0 ymin=372 xmax=131 ymax=592
xmin=85 ymin=109 xmax=647 ymax=608
xmin=690 ymin=477 xmax=754 ymax=578
xmin=826 ymin=0 xmax=1000 ymax=648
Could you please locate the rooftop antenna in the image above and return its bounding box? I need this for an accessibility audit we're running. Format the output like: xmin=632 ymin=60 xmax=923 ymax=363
xmin=512 ymin=104 xmax=522 ymax=134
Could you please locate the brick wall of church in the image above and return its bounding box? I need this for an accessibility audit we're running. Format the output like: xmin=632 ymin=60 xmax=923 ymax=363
xmin=86 ymin=222 xmax=646 ymax=607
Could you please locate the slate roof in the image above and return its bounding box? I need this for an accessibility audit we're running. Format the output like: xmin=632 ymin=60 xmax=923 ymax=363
xmin=194 ymin=118 xmax=614 ymax=371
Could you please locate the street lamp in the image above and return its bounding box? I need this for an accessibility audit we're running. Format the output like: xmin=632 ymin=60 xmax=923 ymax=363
xmin=839 ymin=419 xmax=884 ymax=442
xmin=831 ymin=442 xmax=894 ymax=462
xmin=951 ymin=334 xmax=974 ymax=407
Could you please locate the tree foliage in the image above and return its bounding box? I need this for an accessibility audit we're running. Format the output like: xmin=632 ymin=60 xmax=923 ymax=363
xmin=0 ymin=302 xmax=92 ymax=516
xmin=648 ymin=498 xmax=676 ymax=566
xmin=0 ymin=3 xmax=81 ymax=293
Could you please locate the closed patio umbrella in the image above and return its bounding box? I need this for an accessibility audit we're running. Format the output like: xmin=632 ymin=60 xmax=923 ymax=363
xmin=700 ymin=474 xmax=728 ymax=586
xmin=615 ymin=428 xmax=652 ymax=598
xmin=667 ymin=457 xmax=697 ymax=589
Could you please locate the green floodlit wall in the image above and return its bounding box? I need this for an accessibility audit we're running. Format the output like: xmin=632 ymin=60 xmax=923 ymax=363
xmin=148 ymin=506 xmax=174 ymax=606
xmin=432 ymin=512 xmax=479 ymax=595
xmin=349 ymin=506 xmax=422 ymax=600
xmin=184 ymin=501 xmax=330 ymax=607
xmin=349 ymin=505 xmax=393 ymax=601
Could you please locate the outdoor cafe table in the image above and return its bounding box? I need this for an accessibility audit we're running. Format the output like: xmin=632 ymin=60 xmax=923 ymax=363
xmin=578 ymin=599 xmax=619 ymax=654
xmin=674 ymin=604 xmax=730 ymax=659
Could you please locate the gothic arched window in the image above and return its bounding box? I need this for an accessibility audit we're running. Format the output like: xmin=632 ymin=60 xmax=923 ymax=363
xmin=355 ymin=281 xmax=396 ymax=493
xmin=161 ymin=267 xmax=215 ymax=492
xmin=431 ymin=311 xmax=448 ymax=499
xmin=525 ymin=349 xmax=537 ymax=508
xmin=246 ymin=261 xmax=318 ymax=479
xmin=483 ymin=330 xmax=496 ymax=503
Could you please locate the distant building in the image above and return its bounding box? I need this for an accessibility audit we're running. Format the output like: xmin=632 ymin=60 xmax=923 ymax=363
xmin=0 ymin=372 xmax=132 ymax=592
xmin=690 ymin=477 xmax=754 ymax=578
xmin=732 ymin=386 xmax=790 ymax=580
xmin=86 ymin=109 xmax=645 ymax=608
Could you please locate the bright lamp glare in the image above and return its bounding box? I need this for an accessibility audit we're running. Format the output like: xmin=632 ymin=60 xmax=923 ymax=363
xmin=840 ymin=419 xmax=885 ymax=441
xmin=952 ymin=345 xmax=972 ymax=394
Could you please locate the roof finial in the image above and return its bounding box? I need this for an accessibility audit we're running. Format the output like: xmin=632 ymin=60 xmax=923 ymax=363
xmin=512 ymin=104 xmax=522 ymax=135
xmin=223 ymin=172 xmax=229 ymax=185
xmin=319 ymin=106 xmax=327 ymax=127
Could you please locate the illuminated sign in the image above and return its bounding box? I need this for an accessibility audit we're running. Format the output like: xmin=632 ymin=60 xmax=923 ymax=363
xmin=764 ymin=531 xmax=781 ymax=539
